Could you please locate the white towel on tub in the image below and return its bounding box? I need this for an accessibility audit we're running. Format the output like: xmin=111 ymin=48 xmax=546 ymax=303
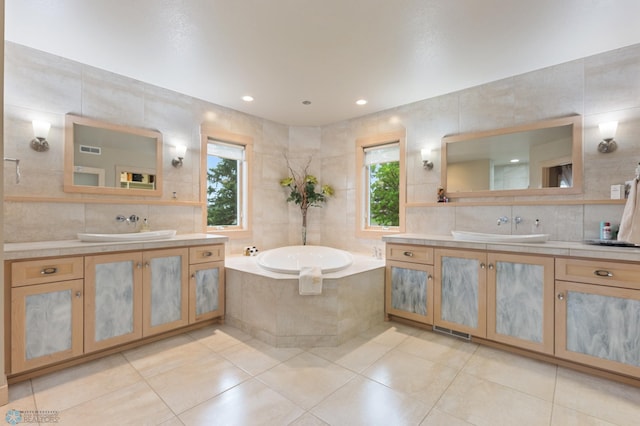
xmin=619 ymin=178 xmax=640 ymax=244
xmin=299 ymin=265 xmax=322 ymax=295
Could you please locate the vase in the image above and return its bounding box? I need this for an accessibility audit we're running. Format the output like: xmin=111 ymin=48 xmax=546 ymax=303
xmin=301 ymin=208 xmax=308 ymax=245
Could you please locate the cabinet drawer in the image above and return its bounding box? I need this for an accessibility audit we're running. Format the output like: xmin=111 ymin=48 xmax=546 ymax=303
xmin=189 ymin=245 xmax=224 ymax=264
xmin=556 ymin=258 xmax=640 ymax=290
xmin=11 ymin=257 xmax=84 ymax=287
xmin=386 ymin=244 xmax=433 ymax=264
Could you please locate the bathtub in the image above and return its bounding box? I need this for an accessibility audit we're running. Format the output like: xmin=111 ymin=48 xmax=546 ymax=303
xmin=225 ymin=248 xmax=385 ymax=347
xmin=256 ymin=245 xmax=353 ymax=274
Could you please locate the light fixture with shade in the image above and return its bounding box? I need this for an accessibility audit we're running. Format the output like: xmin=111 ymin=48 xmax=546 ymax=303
xmin=598 ymin=121 xmax=618 ymax=153
xmin=31 ymin=120 xmax=51 ymax=152
xmin=172 ymin=144 xmax=187 ymax=167
xmin=421 ymin=148 xmax=433 ymax=170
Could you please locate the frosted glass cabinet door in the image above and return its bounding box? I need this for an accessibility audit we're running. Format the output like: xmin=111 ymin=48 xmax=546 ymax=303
xmin=385 ymin=261 xmax=433 ymax=324
xmin=143 ymin=248 xmax=189 ymax=336
xmin=556 ymin=280 xmax=640 ymax=377
xmin=85 ymin=253 xmax=143 ymax=353
xmin=434 ymin=249 xmax=487 ymax=338
xmin=189 ymin=261 xmax=225 ymax=323
xmin=11 ymin=280 xmax=84 ymax=373
xmin=486 ymin=253 xmax=554 ymax=354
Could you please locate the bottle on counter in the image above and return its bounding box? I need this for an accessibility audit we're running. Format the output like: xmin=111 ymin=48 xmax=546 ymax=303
xmin=602 ymin=222 xmax=612 ymax=240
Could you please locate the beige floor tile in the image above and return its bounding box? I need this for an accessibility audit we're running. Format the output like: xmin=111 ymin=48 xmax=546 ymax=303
xmin=436 ymin=372 xmax=552 ymax=426
xmin=363 ymin=349 xmax=458 ymax=407
xmin=288 ymin=412 xmax=330 ymax=426
xmin=420 ymin=408 xmax=475 ymax=426
xmin=308 ymin=335 xmax=392 ymax=372
xmin=359 ymin=322 xmax=420 ymax=347
xmin=218 ymin=338 xmax=303 ymax=375
xmin=31 ymin=354 xmax=142 ymax=412
xmin=158 ymin=417 xmax=186 ymax=426
xmin=56 ymin=381 xmax=174 ymax=426
xmin=6 ymin=381 xmax=37 ymax=412
xmin=123 ymin=333 xmax=214 ymax=378
xmin=311 ymin=375 xmax=431 ymax=426
xmin=462 ymin=345 xmax=557 ymax=401
xmin=188 ymin=324 xmax=252 ymax=352
xmin=256 ymin=352 xmax=356 ymax=410
xmin=179 ymin=379 xmax=304 ymax=426
xmin=146 ymin=352 xmax=251 ymax=414
xmin=554 ymin=367 xmax=640 ymax=426
xmin=396 ymin=330 xmax=478 ymax=370
xmin=551 ymin=404 xmax=618 ymax=426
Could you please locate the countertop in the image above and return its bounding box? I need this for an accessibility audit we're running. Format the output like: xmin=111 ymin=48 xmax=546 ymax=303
xmin=3 ymin=233 xmax=228 ymax=260
xmin=382 ymin=233 xmax=640 ymax=263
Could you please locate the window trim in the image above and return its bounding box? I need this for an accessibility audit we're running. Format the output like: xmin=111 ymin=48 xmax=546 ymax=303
xmin=355 ymin=130 xmax=406 ymax=239
xmin=200 ymin=125 xmax=252 ymax=238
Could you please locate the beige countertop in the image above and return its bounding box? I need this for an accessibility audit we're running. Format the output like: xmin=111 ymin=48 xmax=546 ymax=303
xmin=4 ymin=233 xmax=228 ymax=260
xmin=382 ymin=233 xmax=640 ymax=263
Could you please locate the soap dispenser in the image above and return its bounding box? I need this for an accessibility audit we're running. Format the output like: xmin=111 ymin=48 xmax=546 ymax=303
xmin=140 ymin=218 xmax=150 ymax=232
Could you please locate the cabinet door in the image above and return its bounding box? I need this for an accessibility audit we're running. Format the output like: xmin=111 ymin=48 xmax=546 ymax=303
xmin=189 ymin=261 xmax=225 ymax=323
xmin=486 ymin=253 xmax=554 ymax=354
xmin=434 ymin=249 xmax=486 ymax=338
xmin=143 ymin=248 xmax=189 ymax=336
xmin=11 ymin=280 xmax=84 ymax=373
xmin=85 ymin=253 xmax=143 ymax=352
xmin=385 ymin=261 xmax=433 ymax=324
xmin=556 ymin=280 xmax=640 ymax=377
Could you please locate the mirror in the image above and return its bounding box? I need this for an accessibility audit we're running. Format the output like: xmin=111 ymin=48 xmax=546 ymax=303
xmin=64 ymin=114 xmax=163 ymax=196
xmin=441 ymin=115 xmax=582 ymax=197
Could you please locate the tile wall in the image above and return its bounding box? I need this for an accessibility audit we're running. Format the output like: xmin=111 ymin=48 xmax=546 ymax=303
xmin=4 ymin=41 xmax=640 ymax=253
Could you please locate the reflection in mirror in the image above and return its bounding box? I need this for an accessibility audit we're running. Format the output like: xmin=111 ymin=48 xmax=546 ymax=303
xmin=441 ymin=116 xmax=582 ymax=197
xmin=64 ymin=114 xmax=163 ymax=196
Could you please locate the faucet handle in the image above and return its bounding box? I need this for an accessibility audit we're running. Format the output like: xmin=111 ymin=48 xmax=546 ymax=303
xmin=129 ymin=215 xmax=140 ymax=223
xmin=497 ymin=216 xmax=509 ymax=226
xmin=116 ymin=214 xmax=127 ymax=222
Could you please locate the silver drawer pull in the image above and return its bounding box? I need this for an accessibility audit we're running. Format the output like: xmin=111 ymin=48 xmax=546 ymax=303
xmin=41 ymin=267 xmax=58 ymax=275
xmin=594 ymin=270 xmax=613 ymax=278
xmin=202 ymin=251 xmax=213 ymax=257
xmin=403 ymin=251 xmax=414 ymax=257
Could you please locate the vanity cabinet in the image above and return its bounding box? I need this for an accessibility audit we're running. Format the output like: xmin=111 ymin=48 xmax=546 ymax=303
xmin=486 ymin=253 xmax=554 ymax=354
xmin=434 ymin=249 xmax=487 ymax=338
xmin=385 ymin=244 xmax=434 ymax=324
xmin=188 ymin=245 xmax=225 ymax=323
xmin=555 ymin=258 xmax=640 ymax=377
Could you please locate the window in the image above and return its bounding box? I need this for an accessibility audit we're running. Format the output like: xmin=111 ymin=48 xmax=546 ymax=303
xmin=200 ymin=126 xmax=252 ymax=237
xmin=356 ymin=130 xmax=406 ymax=237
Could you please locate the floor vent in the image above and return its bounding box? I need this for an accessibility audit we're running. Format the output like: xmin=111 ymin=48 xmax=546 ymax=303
xmin=433 ymin=325 xmax=471 ymax=341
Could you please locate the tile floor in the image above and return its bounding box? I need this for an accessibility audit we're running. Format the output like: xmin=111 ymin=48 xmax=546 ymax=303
xmin=5 ymin=323 xmax=640 ymax=425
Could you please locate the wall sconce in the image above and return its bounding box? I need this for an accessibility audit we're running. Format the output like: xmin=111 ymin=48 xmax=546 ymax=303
xmin=172 ymin=144 xmax=187 ymax=167
xmin=31 ymin=120 xmax=51 ymax=152
xmin=598 ymin=121 xmax=618 ymax=153
xmin=421 ymin=148 xmax=433 ymax=170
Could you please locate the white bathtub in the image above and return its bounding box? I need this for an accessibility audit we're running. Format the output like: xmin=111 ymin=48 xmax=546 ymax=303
xmin=256 ymin=245 xmax=353 ymax=274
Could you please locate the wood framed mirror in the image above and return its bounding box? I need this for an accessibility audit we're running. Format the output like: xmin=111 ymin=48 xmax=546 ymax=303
xmin=441 ymin=115 xmax=582 ymax=198
xmin=64 ymin=114 xmax=163 ymax=197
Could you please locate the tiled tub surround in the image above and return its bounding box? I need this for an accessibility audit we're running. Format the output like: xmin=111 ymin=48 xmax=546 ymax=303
xmin=384 ymin=233 xmax=640 ymax=384
xmin=225 ymin=254 xmax=385 ymax=347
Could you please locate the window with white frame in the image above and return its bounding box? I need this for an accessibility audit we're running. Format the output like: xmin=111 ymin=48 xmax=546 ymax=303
xmin=356 ymin=130 xmax=406 ymax=237
xmin=201 ymin=126 xmax=252 ymax=236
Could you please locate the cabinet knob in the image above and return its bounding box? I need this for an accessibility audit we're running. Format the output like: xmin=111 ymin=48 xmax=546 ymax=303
xmin=41 ymin=267 xmax=58 ymax=275
xmin=488 ymin=264 xmax=494 ymax=270
xmin=136 ymin=262 xmax=142 ymax=269
xmin=144 ymin=262 xmax=150 ymax=268
xmin=191 ymin=273 xmax=196 ymax=279
xmin=557 ymin=293 xmax=565 ymax=300
xmin=427 ymin=274 xmax=433 ymax=281
xmin=403 ymin=251 xmax=414 ymax=257
xmin=594 ymin=270 xmax=613 ymax=278
xmin=480 ymin=263 xmax=486 ymax=269
xmin=75 ymin=291 xmax=82 ymax=298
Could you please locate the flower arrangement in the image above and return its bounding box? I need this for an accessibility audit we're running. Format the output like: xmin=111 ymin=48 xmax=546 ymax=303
xmin=280 ymin=158 xmax=333 ymax=245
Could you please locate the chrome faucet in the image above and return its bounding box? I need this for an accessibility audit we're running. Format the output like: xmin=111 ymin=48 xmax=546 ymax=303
xmin=497 ymin=216 xmax=509 ymax=226
xmin=116 ymin=214 xmax=140 ymax=225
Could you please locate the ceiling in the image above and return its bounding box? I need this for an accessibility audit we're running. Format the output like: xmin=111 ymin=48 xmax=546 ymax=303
xmin=6 ymin=0 xmax=640 ymax=126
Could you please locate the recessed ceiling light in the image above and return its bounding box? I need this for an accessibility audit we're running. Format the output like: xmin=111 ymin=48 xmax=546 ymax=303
xmin=242 ymin=95 xmax=254 ymax=102
xmin=356 ymin=99 xmax=367 ymax=106
xmin=510 ymin=159 xmax=520 ymax=163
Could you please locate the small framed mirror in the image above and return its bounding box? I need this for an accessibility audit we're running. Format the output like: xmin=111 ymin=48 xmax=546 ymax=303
xmin=64 ymin=114 xmax=163 ymax=196
xmin=441 ymin=115 xmax=582 ymax=198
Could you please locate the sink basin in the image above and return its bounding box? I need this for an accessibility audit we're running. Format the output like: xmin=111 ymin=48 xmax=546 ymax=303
xmin=452 ymin=231 xmax=549 ymax=243
xmin=78 ymin=230 xmax=176 ymax=242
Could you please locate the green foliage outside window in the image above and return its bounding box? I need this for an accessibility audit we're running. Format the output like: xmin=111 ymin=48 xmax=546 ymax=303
xmin=369 ymin=161 xmax=400 ymax=226
xmin=207 ymin=158 xmax=238 ymax=226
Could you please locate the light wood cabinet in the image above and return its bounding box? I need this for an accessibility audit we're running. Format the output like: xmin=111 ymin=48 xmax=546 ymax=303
xmin=434 ymin=248 xmax=487 ymax=338
xmin=555 ymin=259 xmax=640 ymax=377
xmin=385 ymin=244 xmax=434 ymax=324
xmin=486 ymin=253 xmax=554 ymax=354
xmin=11 ymin=279 xmax=84 ymax=373
xmin=188 ymin=245 xmax=225 ymax=323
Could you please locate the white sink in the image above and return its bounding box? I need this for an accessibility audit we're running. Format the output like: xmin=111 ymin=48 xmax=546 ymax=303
xmin=452 ymin=231 xmax=549 ymax=243
xmin=78 ymin=230 xmax=176 ymax=242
